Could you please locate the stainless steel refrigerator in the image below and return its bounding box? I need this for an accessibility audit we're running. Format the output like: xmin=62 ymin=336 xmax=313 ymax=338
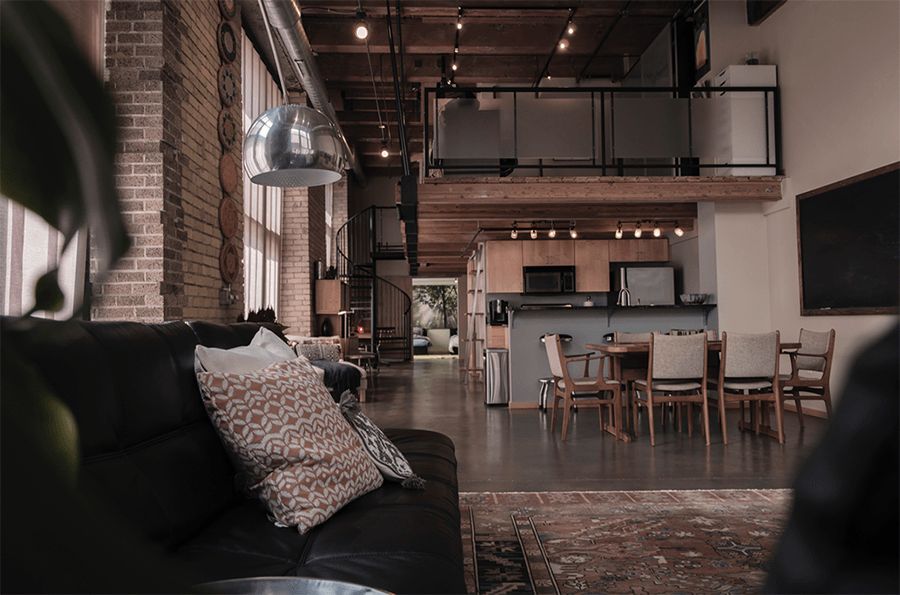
xmin=484 ymin=348 xmax=510 ymax=405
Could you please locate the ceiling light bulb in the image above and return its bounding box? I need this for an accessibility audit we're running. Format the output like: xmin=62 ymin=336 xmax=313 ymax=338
xmin=454 ymin=46 xmax=459 ymax=54
xmin=353 ymin=12 xmax=369 ymax=40
xmin=546 ymin=72 xmax=552 ymax=80
xmin=558 ymin=38 xmax=569 ymax=50
xmin=674 ymin=225 xmax=684 ymax=237
xmin=615 ymin=223 xmax=623 ymax=239
xmin=569 ymin=226 xmax=577 ymax=239
xmin=451 ymin=62 xmax=458 ymax=71
xmin=653 ymin=223 xmax=661 ymax=237
xmin=530 ymin=228 xmax=538 ymax=240
xmin=380 ymin=142 xmax=389 ymax=158
xmin=567 ymin=22 xmax=576 ymax=35
xmin=457 ymin=20 xmax=463 ymax=30
xmin=510 ymin=227 xmax=518 ymax=239
xmin=634 ymin=223 xmax=642 ymax=239
xmin=548 ymin=227 xmax=557 ymax=239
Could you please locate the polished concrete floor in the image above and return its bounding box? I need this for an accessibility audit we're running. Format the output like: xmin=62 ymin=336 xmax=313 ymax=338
xmin=361 ymin=358 xmax=827 ymax=492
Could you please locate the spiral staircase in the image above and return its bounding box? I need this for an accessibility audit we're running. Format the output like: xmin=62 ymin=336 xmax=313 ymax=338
xmin=335 ymin=206 xmax=412 ymax=363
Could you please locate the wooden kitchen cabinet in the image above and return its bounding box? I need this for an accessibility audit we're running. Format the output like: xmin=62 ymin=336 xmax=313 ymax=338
xmin=486 ymin=325 xmax=509 ymax=349
xmin=315 ymin=279 xmax=347 ymax=314
xmin=485 ymin=241 xmax=523 ymax=293
xmin=522 ymin=240 xmax=574 ymax=266
xmin=575 ymin=240 xmax=610 ymax=292
xmin=609 ymin=239 xmax=669 ymax=263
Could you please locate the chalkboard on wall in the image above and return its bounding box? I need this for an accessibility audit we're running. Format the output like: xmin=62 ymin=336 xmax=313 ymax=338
xmin=797 ymin=162 xmax=899 ymax=315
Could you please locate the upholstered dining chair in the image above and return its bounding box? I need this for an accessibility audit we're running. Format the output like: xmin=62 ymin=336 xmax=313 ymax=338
xmin=544 ymin=334 xmax=621 ymax=441
xmin=710 ymin=331 xmax=784 ymax=444
xmin=632 ymin=332 xmax=710 ymax=447
xmin=779 ymin=328 xmax=836 ymax=426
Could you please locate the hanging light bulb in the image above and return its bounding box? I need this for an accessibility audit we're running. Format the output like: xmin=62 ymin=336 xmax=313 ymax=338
xmin=548 ymin=222 xmax=557 ymax=238
xmin=380 ymin=141 xmax=389 ymax=159
xmin=456 ymin=7 xmax=463 ymax=29
xmin=569 ymin=223 xmax=577 ymax=239
xmin=546 ymin=72 xmax=552 ymax=81
xmin=674 ymin=224 xmax=684 ymax=237
xmin=454 ymin=46 xmax=459 ymax=54
xmin=558 ymin=38 xmax=569 ymax=50
xmin=451 ymin=62 xmax=458 ymax=71
xmin=354 ymin=11 xmax=369 ymax=40
xmin=615 ymin=222 xmax=623 ymax=240
xmin=530 ymin=227 xmax=538 ymax=240
xmin=510 ymin=223 xmax=518 ymax=239
xmin=567 ymin=21 xmax=576 ymax=35
xmin=653 ymin=222 xmax=661 ymax=237
xmin=634 ymin=222 xmax=642 ymax=238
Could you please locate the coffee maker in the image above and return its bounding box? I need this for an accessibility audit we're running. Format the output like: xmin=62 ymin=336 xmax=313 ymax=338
xmin=487 ymin=299 xmax=509 ymax=325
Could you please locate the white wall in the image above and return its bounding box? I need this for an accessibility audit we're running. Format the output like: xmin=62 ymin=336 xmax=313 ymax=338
xmin=706 ymin=0 xmax=900 ymax=405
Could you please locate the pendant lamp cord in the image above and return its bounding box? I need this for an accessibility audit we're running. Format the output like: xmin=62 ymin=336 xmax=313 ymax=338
xmin=258 ymin=0 xmax=289 ymax=105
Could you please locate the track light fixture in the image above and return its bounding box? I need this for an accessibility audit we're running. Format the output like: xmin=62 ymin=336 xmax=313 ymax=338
xmin=548 ymin=222 xmax=557 ymax=238
xmin=353 ymin=11 xmax=369 ymax=40
xmin=510 ymin=223 xmax=518 ymax=239
xmin=456 ymin=7 xmax=463 ymax=29
xmin=569 ymin=222 xmax=577 ymax=239
xmin=634 ymin=222 xmax=642 ymax=238
xmin=653 ymin=222 xmax=661 ymax=237
xmin=451 ymin=62 xmax=458 ymax=71
xmin=615 ymin=222 xmax=623 ymax=240
xmin=530 ymin=227 xmax=538 ymax=240
xmin=674 ymin=224 xmax=684 ymax=237
xmin=546 ymin=72 xmax=552 ymax=80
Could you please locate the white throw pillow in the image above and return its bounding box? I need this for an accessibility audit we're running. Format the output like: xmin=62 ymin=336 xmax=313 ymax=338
xmin=250 ymin=327 xmax=298 ymax=361
xmin=195 ymin=328 xmax=295 ymax=374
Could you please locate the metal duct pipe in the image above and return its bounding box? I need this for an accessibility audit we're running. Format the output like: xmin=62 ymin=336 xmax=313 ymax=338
xmin=262 ymin=0 xmax=365 ymax=185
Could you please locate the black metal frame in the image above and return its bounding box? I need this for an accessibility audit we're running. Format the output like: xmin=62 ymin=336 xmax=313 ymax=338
xmin=423 ymin=85 xmax=782 ymax=177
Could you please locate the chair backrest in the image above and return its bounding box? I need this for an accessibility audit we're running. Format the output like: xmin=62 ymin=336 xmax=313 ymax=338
xmin=722 ymin=331 xmax=779 ymax=379
xmin=543 ymin=334 xmax=566 ymax=379
xmin=650 ymin=332 xmax=706 ymax=380
xmin=615 ymin=331 xmax=652 ymax=343
xmin=797 ymin=328 xmax=834 ymax=371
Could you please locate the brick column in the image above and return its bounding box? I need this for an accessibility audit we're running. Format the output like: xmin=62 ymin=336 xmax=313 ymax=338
xmin=92 ymin=0 xmax=243 ymax=322
xmin=331 ymin=179 xmax=348 ymax=268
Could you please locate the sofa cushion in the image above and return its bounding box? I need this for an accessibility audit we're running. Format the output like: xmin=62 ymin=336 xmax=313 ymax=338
xmin=197 ymin=359 xmax=383 ymax=533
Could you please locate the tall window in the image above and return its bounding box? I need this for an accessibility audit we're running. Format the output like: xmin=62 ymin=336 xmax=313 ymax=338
xmin=241 ymin=35 xmax=283 ymax=316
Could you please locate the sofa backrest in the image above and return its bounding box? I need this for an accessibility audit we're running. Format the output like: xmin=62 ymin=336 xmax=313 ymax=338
xmin=2 ymin=317 xmax=278 ymax=549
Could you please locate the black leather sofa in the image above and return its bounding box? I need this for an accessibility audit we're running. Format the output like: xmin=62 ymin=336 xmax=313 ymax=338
xmin=1 ymin=318 xmax=466 ymax=594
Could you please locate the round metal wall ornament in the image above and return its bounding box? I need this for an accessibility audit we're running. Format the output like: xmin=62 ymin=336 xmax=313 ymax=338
xmin=218 ymin=109 xmax=238 ymax=149
xmin=219 ymin=152 xmax=240 ymax=196
xmin=218 ymin=197 xmax=241 ymax=239
xmin=217 ymin=21 xmax=237 ymax=63
xmin=218 ymin=0 xmax=237 ymax=19
xmin=217 ymin=63 xmax=238 ymax=107
xmin=219 ymin=241 xmax=240 ymax=284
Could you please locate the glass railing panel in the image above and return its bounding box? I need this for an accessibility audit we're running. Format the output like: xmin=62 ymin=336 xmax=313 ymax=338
xmin=515 ymin=93 xmax=594 ymax=160
xmin=431 ymin=93 xmax=515 ymax=161
xmin=610 ymin=95 xmax=690 ymax=159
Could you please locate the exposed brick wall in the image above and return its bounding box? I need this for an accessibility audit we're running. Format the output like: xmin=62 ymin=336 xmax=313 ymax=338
xmin=279 ymin=187 xmax=312 ymax=335
xmin=91 ymin=0 xmax=168 ymax=321
xmin=92 ymin=0 xmax=242 ymax=322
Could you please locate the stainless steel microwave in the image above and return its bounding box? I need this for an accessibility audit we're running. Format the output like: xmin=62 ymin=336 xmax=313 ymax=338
xmin=523 ymin=266 xmax=576 ymax=294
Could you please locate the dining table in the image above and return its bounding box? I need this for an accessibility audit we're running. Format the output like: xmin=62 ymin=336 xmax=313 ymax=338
xmin=584 ymin=340 xmax=801 ymax=441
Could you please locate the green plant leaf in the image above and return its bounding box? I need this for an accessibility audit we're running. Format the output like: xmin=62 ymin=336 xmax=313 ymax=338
xmin=0 ymin=1 xmax=129 ymax=291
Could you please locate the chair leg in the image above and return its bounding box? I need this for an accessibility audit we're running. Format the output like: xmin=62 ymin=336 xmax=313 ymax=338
xmin=647 ymin=395 xmax=657 ymax=447
xmin=754 ymin=400 xmax=761 ymax=435
xmin=561 ymin=393 xmax=573 ymax=441
xmin=550 ymin=394 xmax=559 ymax=432
xmin=632 ymin=386 xmax=640 ymax=437
xmin=773 ymin=396 xmax=785 ymax=444
xmin=719 ymin=390 xmax=728 ymax=445
xmin=823 ymin=387 xmax=833 ymax=418
xmin=701 ymin=395 xmax=711 ymax=446
xmin=793 ymin=388 xmax=804 ymax=428
xmin=687 ymin=403 xmax=694 ymax=438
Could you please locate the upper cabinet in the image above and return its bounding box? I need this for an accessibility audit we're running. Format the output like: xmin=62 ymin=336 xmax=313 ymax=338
xmin=608 ymin=238 xmax=669 ymax=263
xmin=522 ymin=240 xmax=574 ymax=267
xmin=575 ymin=240 xmax=610 ymax=292
xmin=485 ymin=241 xmax=523 ymax=293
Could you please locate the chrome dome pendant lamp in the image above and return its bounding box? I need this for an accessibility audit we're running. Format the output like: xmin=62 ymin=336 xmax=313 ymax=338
xmin=242 ymin=0 xmax=347 ymax=187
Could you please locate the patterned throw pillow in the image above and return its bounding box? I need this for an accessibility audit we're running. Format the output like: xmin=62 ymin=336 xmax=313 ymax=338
xmin=339 ymin=392 xmax=425 ymax=490
xmin=196 ymin=359 xmax=383 ymax=533
xmin=294 ymin=343 xmax=341 ymax=362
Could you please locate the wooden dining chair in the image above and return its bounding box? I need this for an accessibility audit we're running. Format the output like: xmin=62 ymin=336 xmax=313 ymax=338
xmin=779 ymin=329 xmax=836 ymax=426
xmin=710 ymin=331 xmax=784 ymax=444
xmin=632 ymin=333 xmax=710 ymax=447
xmin=614 ymin=331 xmax=652 ymax=433
xmin=544 ymin=334 xmax=621 ymax=441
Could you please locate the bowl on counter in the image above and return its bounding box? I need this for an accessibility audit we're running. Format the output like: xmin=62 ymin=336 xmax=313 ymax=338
xmin=680 ymin=293 xmax=709 ymax=305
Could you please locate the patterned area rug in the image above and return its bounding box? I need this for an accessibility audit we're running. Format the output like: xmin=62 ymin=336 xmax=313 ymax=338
xmin=460 ymin=489 xmax=791 ymax=594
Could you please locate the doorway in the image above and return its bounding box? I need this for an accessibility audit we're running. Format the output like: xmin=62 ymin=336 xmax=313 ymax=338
xmin=411 ymin=278 xmax=459 ymax=360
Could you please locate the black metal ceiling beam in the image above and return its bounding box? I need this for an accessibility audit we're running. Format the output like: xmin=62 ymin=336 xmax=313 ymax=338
xmin=384 ymin=0 xmax=410 ymax=176
xmin=576 ymin=0 xmax=631 ymax=83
